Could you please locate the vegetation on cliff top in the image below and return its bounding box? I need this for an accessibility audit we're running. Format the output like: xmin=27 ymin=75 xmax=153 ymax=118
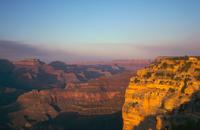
xmin=123 ymin=56 xmax=200 ymax=130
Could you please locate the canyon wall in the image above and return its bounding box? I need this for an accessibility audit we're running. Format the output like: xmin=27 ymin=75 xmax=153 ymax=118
xmin=8 ymin=71 xmax=133 ymax=129
xmin=122 ymin=56 xmax=200 ymax=130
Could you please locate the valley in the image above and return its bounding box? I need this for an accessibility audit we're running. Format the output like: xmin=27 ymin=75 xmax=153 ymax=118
xmin=0 ymin=58 xmax=150 ymax=130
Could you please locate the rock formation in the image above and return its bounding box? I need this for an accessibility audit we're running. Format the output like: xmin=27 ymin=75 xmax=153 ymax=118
xmin=66 ymin=59 xmax=152 ymax=71
xmin=8 ymin=71 xmax=133 ymax=129
xmin=0 ymin=58 xmax=127 ymax=89
xmin=0 ymin=58 xmax=150 ymax=130
xmin=122 ymin=56 xmax=200 ymax=130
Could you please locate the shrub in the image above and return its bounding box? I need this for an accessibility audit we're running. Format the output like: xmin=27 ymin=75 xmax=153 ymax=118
xmin=196 ymin=74 xmax=200 ymax=81
xmin=134 ymin=78 xmax=140 ymax=83
xmin=168 ymin=88 xmax=175 ymax=93
xmin=131 ymin=102 xmax=138 ymax=107
xmin=166 ymin=73 xmax=175 ymax=79
xmin=155 ymin=71 xmax=165 ymax=77
xmin=144 ymin=72 xmax=152 ymax=78
xmin=161 ymin=62 xmax=168 ymax=69
xmin=180 ymin=62 xmax=192 ymax=72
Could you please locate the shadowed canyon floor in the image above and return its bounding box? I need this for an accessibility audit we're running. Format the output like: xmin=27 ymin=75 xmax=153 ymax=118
xmin=28 ymin=112 xmax=123 ymax=130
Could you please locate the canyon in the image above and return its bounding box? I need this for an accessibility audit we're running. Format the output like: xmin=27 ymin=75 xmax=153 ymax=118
xmin=1 ymin=56 xmax=200 ymax=130
xmin=0 ymin=58 xmax=150 ymax=130
xmin=9 ymin=71 xmax=133 ymax=129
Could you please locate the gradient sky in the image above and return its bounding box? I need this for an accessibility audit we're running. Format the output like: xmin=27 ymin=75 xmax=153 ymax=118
xmin=0 ymin=0 xmax=200 ymax=61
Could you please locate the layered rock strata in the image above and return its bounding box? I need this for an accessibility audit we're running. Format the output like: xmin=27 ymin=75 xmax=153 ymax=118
xmin=9 ymin=71 xmax=133 ymax=129
xmin=123 ymin=56 xmax=200 ymax=130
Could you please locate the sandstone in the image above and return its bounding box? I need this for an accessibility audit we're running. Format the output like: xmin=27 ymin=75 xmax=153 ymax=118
xmin=122 ymin=56 xmax=200 ymax=130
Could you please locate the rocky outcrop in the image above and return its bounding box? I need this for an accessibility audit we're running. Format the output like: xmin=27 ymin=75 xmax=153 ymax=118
xmin=122 ymin=56 xmax=200 ymax=130
xmin=13 ymin=59 xmax=45 ymax=67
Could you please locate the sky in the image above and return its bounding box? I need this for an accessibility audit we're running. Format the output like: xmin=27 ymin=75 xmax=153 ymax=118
xmin=0 ymin=0 xmax=200 ymax=61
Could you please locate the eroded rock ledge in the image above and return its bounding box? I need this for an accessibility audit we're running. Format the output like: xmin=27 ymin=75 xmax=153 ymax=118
xmin=122 ymin=56 xmax=200 ymax=130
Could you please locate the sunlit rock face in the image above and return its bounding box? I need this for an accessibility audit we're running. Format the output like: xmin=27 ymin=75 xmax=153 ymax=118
xmin=122 ymin=56 xmax=200 ymax=130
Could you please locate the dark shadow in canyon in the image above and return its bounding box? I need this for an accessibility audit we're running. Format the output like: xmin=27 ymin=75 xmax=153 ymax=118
xmin=28 ymin=111 xmax=123 ymax=130
xmin=0 ymin=102 xmax=22 ymax=130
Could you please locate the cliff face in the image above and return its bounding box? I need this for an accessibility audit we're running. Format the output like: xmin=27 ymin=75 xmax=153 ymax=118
xmin=122 ymin=56 xmax=200 ymax=130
